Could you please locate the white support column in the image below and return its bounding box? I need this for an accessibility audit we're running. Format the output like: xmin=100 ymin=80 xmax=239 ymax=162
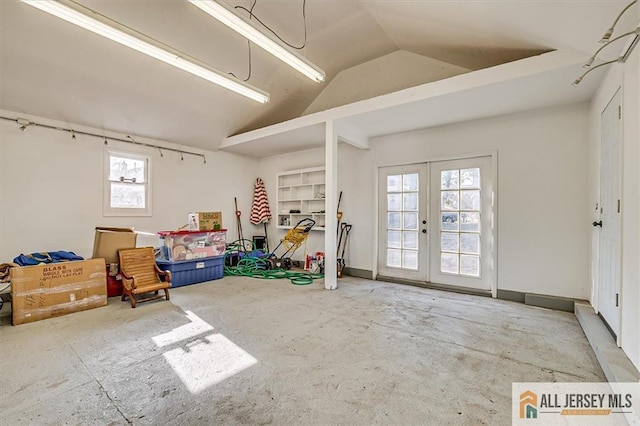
xmin=324 ymin=120 xmax=338 ymax=290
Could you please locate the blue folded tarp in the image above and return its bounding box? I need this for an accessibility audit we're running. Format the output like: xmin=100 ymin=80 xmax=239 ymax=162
xmin=13 ymin=251 xmax=84 ymax=266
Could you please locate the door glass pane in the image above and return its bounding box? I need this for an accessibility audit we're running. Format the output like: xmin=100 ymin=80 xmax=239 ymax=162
xmin=403 ymin=193 xmax=418 ymax=211
xmin=460 ymin=212 xmax=480 ymax=232
xmin=402 ymin=250 xmax=418 ymax=270
xmin=441 ymin=170 xmax=459 ymax=189
xmin=403 ymin=231 xmax=418 ymax=249
xmin=403 ymin=212 xmax=418 ymax=230
xmin=385 ymin=172 xmax=422 ymax=272
xmin=387 ymin=175 xmax=402 ymax=192
xmin=439 ymin=167 xmax=482 ymax=277
xmin=441 ymin=253 xmax=458 ymax=274
xmin=460 ymin=190 xmax=480 ymax=210
xmin=441 ymin=212 xmax=459 ymax=231
xmin=388 ymin=231 xmax=401 ymax=248
xmin=441 ymin=232 xmax=458 ymax=252
xmin=441 ymin=191 xmax=459 ymax=210
xmin=460 ymin=168 xmax=480 ymax=189
xmin=388 ymin=194 xmax=402 ymax=211
xmin=388 ymin=212 xmax=401 ymax=229
xmin=403 ymin=174 xmax=418 ymax=191
xmin=460 ymin=233 xmax=479 ymax=254
xmin=387 ymin=249 xmax=401 ymax=268
xmin=460 ymin=255 xmax=480 ymax=276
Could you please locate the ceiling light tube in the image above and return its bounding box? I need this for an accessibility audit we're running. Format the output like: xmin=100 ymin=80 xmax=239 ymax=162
xmin=21 ymin=0 xmax=269 ymax=103
xmin=189 ymin=0 xmax=326 ymax=83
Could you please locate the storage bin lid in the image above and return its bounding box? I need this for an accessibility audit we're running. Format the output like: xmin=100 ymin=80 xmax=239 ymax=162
xmin=158 ymin=229 xmax=227 ymax=237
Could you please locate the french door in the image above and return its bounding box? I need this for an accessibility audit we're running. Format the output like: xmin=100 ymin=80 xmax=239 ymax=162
xmin=429 ymin=157 xmax=494 ymax=292
xmin=378 ymin=157 xmax=495 ymax=293
xmin=377 ymin=164 xmax=429 ymax=281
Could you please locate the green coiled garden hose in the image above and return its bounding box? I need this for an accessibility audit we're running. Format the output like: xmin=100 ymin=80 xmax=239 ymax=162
xmin=224 ymin=240 xmax=323 ymax=285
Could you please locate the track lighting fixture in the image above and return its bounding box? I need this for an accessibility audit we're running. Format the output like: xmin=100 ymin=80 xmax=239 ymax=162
xmin=584 ymin=27 xmax=640 ymax=68
xmin=1 ymin=115 xmax=208 ymax=163
xmin=17 ymin=117 xmax=31 ymax=131
xmin=573 ymin=1 xmax=639 ymax=86
xmin=599 ymin=0 xmax=637 ymax=43
xmin=573 ymin=59 xmax=620 ymax=86
xmin=21 ymin=0 xmax=270 ymax=103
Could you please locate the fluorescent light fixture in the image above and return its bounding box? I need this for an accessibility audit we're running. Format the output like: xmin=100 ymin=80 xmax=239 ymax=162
xmin=21 ymin=0 xmax=269 ymax=103
xmin=189 ymin=0 xmax=326 ymax=83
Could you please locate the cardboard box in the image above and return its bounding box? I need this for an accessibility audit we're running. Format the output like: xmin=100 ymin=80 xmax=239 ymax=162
xmin=92 ymin=227 xmax=137 ymax=264
xmin=10 ymin=258 xmax=107 ymax=325
xmin=188 ymin=212 xmax=222 ymax=231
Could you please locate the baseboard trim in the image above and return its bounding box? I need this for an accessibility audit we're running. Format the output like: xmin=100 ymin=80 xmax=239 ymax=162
xmin=496 ymin=290 xmax=577 ymax=313
xmin=343 ymin=267 xmax=373 ymax=279
xmin=524 ymin=293 xmax=576 ymax=312
xmin=376 ymin=275 xmax=492 ymax=298
xmin=496 ymin=289 xmax=526 ymax=303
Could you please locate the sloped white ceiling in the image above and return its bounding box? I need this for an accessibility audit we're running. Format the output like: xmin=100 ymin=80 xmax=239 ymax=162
xmin=0 ymin=0 xmax=637 ymax=151
xmin=303 ymin=50 xmax=471 ymax=115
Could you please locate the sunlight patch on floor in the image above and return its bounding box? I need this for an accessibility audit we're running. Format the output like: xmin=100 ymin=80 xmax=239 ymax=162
xmin=153 ymin=310 xmax=258 ymax=394
xmin=152 ymin=310 xmax=214 ymax=347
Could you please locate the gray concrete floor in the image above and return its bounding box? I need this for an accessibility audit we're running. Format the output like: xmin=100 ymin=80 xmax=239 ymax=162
xmin=0 ymin=276 xmax=604 ymax=425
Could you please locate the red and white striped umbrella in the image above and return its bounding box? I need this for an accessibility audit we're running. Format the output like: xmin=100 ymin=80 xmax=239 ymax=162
xmin=250 ymin=178 xmax=272 ymax=225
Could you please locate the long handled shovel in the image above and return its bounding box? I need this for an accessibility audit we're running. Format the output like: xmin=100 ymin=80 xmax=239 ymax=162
xmin=234 ymin=197 xmax=245 ymax=250
xmin=337 ymin=223 xmax=352 ymax=278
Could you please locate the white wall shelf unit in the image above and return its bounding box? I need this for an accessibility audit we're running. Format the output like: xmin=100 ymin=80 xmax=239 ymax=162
xmin=277 ymin=166 xmax=325 ymax=231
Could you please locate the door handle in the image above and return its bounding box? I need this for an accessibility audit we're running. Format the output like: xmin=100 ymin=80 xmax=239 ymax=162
xmin=422 ymin=229 xmax=427 ymax=234
xmin=592 ymin=221 xmax=602 ymax=227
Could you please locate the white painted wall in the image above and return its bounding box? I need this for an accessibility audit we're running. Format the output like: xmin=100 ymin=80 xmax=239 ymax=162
xmin=259 ymin=103 xmax=591 ymax=299
xmin=588 ymin=44 xmax=640 ymax=371
xmin=0 ymin=110 xmax=258 ymax=261
xmin=256 ymin=142 xmax=375 ymax=271
xmin=372 ymin=104 xmax=590 ymax=299
xmin=257 ymin=148 xmax=326 ymax=263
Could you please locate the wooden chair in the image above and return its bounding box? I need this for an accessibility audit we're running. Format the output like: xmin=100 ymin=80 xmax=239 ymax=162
xmin=118 ymin=247 xmax=171 ymax=308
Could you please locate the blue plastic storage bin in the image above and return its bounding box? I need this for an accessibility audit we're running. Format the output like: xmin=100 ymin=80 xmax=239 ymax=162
xmin=157 ymin=255 xmax=224 ymax=288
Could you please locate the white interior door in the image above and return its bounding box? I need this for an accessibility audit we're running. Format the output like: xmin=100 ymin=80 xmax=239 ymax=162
xmin=429 ymin=157 xmax=494 ymax=292
xmin=597 ymin=88 xmax=622 ymax=338
xmin=377 ymin=164 xmax=429 ymax=281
